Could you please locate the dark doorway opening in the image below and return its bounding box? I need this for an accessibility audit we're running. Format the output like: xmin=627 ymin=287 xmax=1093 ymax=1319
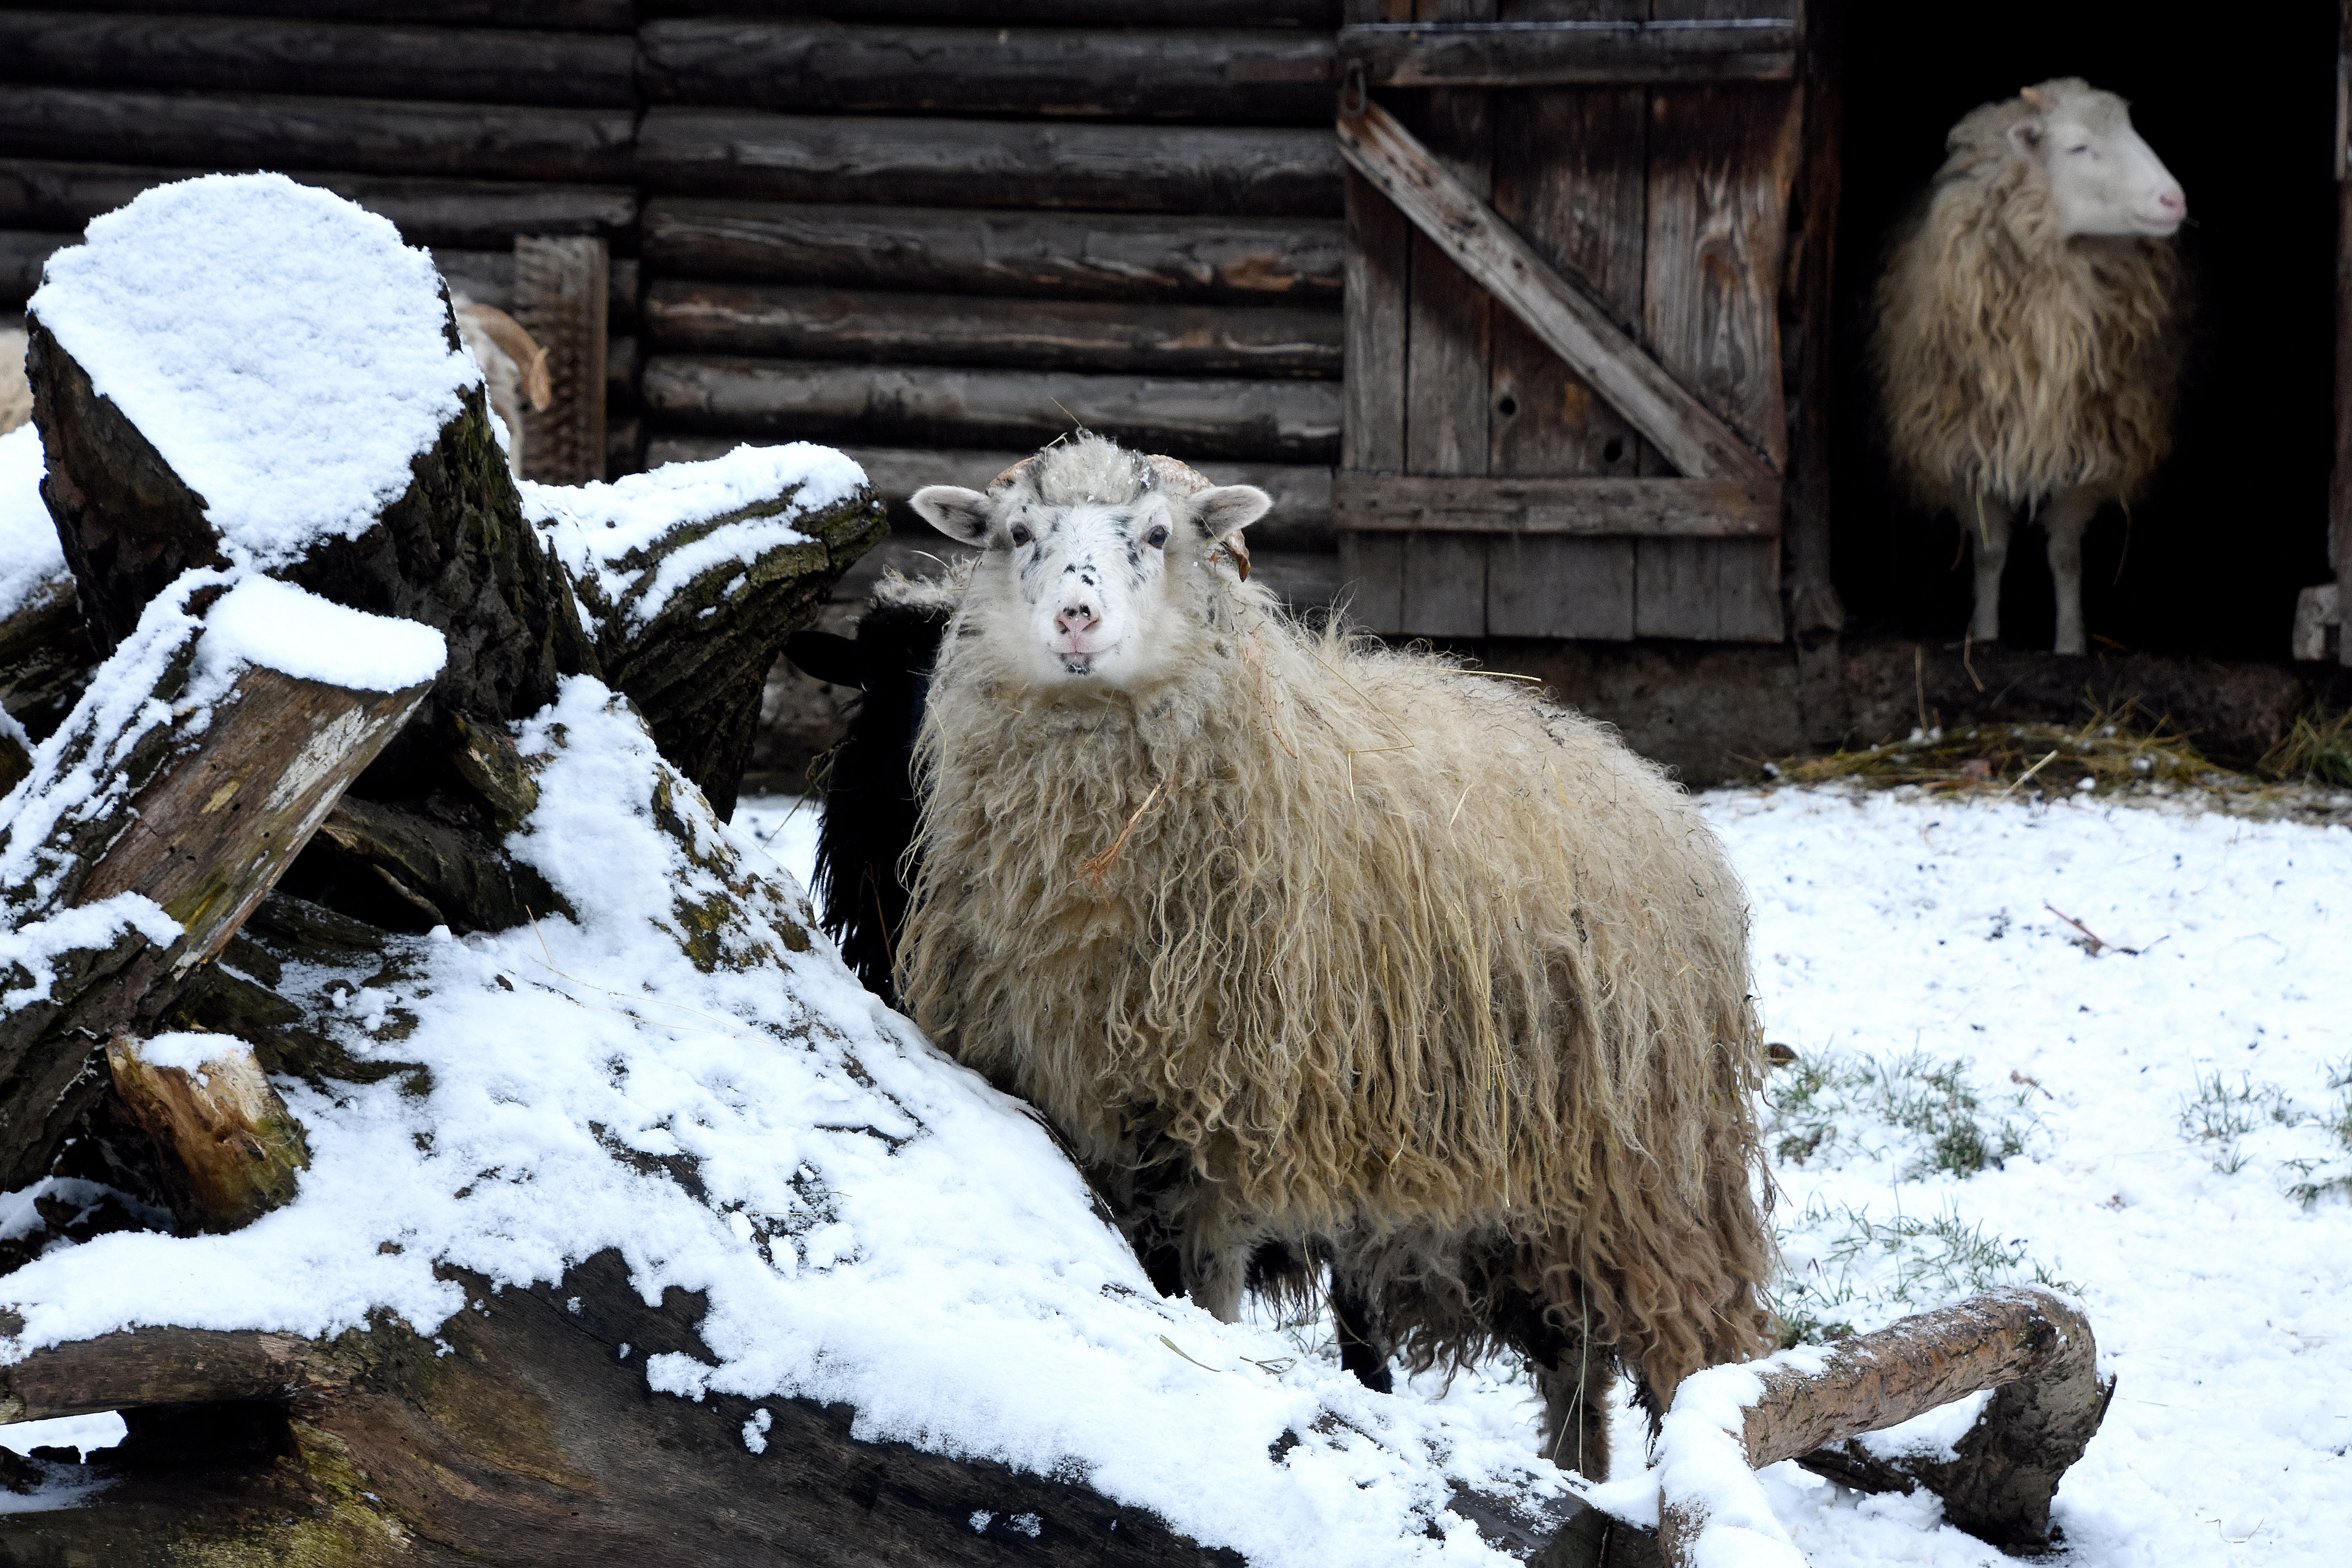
xmin=1831 ymin=2 xmax=2339 ymax=660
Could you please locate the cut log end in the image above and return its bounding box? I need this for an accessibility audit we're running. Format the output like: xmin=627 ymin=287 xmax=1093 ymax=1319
xmin=105 ymin=1033 xmax=310 ymax=1233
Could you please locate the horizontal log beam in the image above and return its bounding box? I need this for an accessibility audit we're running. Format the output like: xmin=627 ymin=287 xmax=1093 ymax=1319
xmin=1336 ymin=99 xmax=1772 ymax=480
xmin=0 ymin=13 xmax=636 ymax=109
xmin=649 ymin=439 xmax=1336 ymax=551
xmin=641 ymin=21 xmax=1334 ymax=121
xmin=1332 ymin=475 xmax=1779 ymax=538
xmin=0 ymin=1326 xmax=341 ymax=1424
xmin=2 ymin=161 xmax=639 ymax=250
xmin=642 ymin=199 xmax=1343 ymax=302
xmin=0 ymin=89 xmax=635 ymax=185
xmin=643 ymin=0 xmax=1341 ymax=23
xmin=644 ymin=281 xmax=1340 ymax=378
xmin=1337 ymin=19 xmax=1796 ymax=87
xmin=54 ymin=0 xmax=635 ymax=27
xmin=642 ymin=357 xmax=1341 ymax=463
xmin=637 ymin=110 xmax=1343 ymax=214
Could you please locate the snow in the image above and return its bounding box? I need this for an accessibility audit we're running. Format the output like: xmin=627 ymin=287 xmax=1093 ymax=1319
xmin=0 ymin=424 xmax=64 ymax=621
xmin=194 ymin=574 xmax=445 ymax=694
xmin=522 ymin=443 xmax=866 ymax=630
xmin=25 ymin=174 xmax=472 ymax=572
xmin=5 ymin=708 xmax=2347 ymax=1561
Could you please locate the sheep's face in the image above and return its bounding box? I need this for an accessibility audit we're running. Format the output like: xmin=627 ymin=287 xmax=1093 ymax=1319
xmin=2011 ymin=82 xmax=2186 ymax=240
xmin=911 ymin=474 xmax=1270 ymax=691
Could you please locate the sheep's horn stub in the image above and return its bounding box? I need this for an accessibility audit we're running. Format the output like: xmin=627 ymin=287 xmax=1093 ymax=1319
xmin=2019 ymin=85 xmax=2054 ymax=111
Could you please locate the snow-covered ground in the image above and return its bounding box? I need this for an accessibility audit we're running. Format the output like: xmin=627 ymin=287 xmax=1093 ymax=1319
xmin=745 ymin=786 xmax=2352 ymax=1568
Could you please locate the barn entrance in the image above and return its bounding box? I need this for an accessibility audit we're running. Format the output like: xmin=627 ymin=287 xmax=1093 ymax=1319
xmin=1829 ymin=0 xmax=2340 ymax=660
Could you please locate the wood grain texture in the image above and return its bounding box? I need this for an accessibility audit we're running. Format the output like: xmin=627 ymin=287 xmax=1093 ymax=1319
xmin=1778 ymin=0 xmax=1845 ymax=639
xmin=1 ymin=161 xmax=639 ymax=248
xmin=0 ymin=89 xmax=636 ymax=184
xmin=1341 ymin=169 xmax=1410 ymax=472
xmin=1338 ymin=18 xmax=1795 ymax=85
xmin=42 ymin=0 xmax=637 ymax=27
xmin=642 ymin=199 xmax=1344 ymax=301
xmin=642 ymin=357 xmax=1344 ymax=463
xmin=513 ymin=235 xmax=609 ymax=485
xmin=1335 ymin=98 xmax=1772 ymax=479
xmin=642 ymin=0 xmax=1343 ymax=21
xmin=641 ymin=21 xmax=1336 ymax=121
xmin=644 ymin=281 xmax=1341 ymax=377
xmin=637 ymin=110 xmax=1343 ymax=214
xmin=1332 ymin=475 xmax=1779 ymax=535
xmin=0 ymin=11 xmax=636 ymax=108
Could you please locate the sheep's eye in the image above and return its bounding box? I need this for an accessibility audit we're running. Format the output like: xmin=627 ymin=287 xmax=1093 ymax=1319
xmin=1008 ymin=522 xmax=1033 ymax=546
xmin=2065 ymin=144 xmax=2091 ymax=155
xmin=1143 ymin=524 xmax=1170 ymax=548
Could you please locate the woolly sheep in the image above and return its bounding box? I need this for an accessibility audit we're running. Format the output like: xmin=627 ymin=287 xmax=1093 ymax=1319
xmin=903 ymin=436 xmax=1774 ymax=1475
xmin=450 ymin=296 xmax=551 ymax=476
xmin=1873 ymin=78 xmax=2188 ymax=655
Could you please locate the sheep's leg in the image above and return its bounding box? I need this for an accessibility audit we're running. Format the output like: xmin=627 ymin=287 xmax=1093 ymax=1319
xmin=1497 ymin=1287 xmax=1613 ymax=1480
xmin=1966 ymin=494 xmax=2016 ymax=642
xmin=1328 ymin=1273 xmax=1394 ymax=1394
xmin=1186 ymin=1248 xmax=1249 ymax=1324
xmin=2042 ymin=487 xmax=2102 ymax=656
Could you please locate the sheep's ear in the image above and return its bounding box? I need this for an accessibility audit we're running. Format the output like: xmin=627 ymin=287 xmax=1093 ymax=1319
xmin=910 ymin=485 xmax=995 ymax=544
xmin=1192 ymin=485 xmax=1272 ymax=537
xmin=783 ymin=630 xmax=863 ymax=690
xmin=2007 ymin=116 xmax=2043 ymax=156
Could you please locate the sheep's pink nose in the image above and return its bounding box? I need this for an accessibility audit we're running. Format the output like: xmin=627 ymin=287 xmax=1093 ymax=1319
xmin=2156 ymin=187 xmax=2186 ymax=219
xmin=1056 ymin=600 xmax=1099 ymax=635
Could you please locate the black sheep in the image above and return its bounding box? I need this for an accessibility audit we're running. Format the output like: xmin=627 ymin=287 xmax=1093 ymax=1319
xmin=780 ymin=583 xmax=955 ymax=1008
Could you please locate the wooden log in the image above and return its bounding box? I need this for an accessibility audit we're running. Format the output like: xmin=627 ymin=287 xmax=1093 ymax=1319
xmin=643 ymin=281 xmax=1343 ymax=378
xmin=0 ymin=567 xmax=100 ymax=740
xmin=0 ymin=13 xmax=637 ymax=109
xmin=0 ymin=603 xmax=437 ymax=1191
xmin=637 ymin=109 xmax=1344 ymax=214
xmin=27 ymin=318 xmax=597 ymax=768
xmin=105 ymin=1034 xmax=311 ymax=1233
xmin=0 ymin=89 xmax=636 ymax=185
xmin=640 ymin=21 xmax=1335 ymax=122
xmin=1333 ymin=475 xmax=1779 ymax=537
xmin=642 ymin=0 xmax=1342 ymax=23
xmin=551 ymin=463 xmax=889 ymax=817
xmin=1334 ymin=97 xmax=1771 ymax=481
xmin=0 ymin=1244 xmax=1633 ymax=1564
xmin=51 ymin=0 xmax=637 ymax=28
xmin=430 ymin=246 xmax=641 ymax=328
xmin=513 ymin=235 xmax=609 ymax=485
xmin=642 ymin=356 xmax=1343 ymax=464
xmin=1337 ymin=18 xmax=1797 ymax=86
xmin=1655 ymin=1288 xmax=2112 ymax=1566
xmin=641 ymin=199 xmax=1344 ymax=303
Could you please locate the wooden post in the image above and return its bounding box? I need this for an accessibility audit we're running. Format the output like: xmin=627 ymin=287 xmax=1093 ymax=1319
xmin=2334 ymin=4 xmax=2352 ymax=664
xmin=515 ymin=234 xmax=610 ymax=485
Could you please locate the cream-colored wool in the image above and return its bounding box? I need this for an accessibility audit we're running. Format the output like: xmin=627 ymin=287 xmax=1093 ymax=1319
xmin=899 ymin=439 xmax=1775 ymax=1464
xmin=0 ymin=328 xmax=28 ymax=436
xmin=1874 ymin=82 xmax=2185 ymax=512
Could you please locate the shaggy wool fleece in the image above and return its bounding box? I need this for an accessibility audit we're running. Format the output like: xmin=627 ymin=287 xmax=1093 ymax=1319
xmin=898 ymin=466 xmax=1774 ymax=1426
xmin=1874 ymin=81 xmax=2185 ymax=510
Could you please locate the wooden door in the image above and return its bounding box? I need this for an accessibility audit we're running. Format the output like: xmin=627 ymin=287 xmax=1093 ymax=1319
xmin=1335 ymin=0 xmax=1804 ymax=642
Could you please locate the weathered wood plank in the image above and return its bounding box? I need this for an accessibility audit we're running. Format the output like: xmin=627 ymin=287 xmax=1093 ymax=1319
xmin=1485 ymin=33 xmax=1649 ymax=640
xmin=642 ymin=281 xmax=1342 ymax=377
xmin=0 ymin=90 xmax=636 ymax=185
xmin=1641 ymin=82 xmax=1802 ymax=464
xmin=641 ymin=357 xmax=1343 ymax=463
xmin=1335 ymin=97 xmax=1773 ymax=478
xmin=1341 ymin=170 xmax=1410 ymax=472
xmin=48 ymin=0 xmax=636 ymax=27
xmin=1 ymin=162 xmax=639 ymax=249
xmin=1334 ymin=474 xmax=1779 ymax=535
xmin=1338 ymin=18 xmax=1796 ymax=85
xmin=514 ymin=236 xmax=609 ymax=485
xmin=0 ymin=12 xmax=637 ymax=108
xmin=637 ymin=110 xmax=1344 ymax=214
xmin=642 ymin=200 xmax=1344 ymax=302
xmin=1780 ymin=0 xmax=1845 ymax=641
xmin=641 ymin=21 xmax=1336 ymax=121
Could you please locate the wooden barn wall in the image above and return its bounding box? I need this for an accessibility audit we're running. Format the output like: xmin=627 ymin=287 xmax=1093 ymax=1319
xmin=0 ymin=0 xmax=1353 ymax=598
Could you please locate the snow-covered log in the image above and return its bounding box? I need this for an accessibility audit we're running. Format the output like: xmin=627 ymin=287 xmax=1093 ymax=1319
xmin=1655 ymin=1287 xmax=2110 ymax=1566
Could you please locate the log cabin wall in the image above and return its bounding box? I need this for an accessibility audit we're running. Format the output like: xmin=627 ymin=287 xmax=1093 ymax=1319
xmin=0 ymin=0 xmax=646 ymax=477
xmin=629 ymin=0 xmax=1348 ymax=598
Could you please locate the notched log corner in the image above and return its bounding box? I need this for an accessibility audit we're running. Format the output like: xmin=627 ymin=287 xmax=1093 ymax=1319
xmin=106 ymin=1032 xmax=310 ymax=1234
